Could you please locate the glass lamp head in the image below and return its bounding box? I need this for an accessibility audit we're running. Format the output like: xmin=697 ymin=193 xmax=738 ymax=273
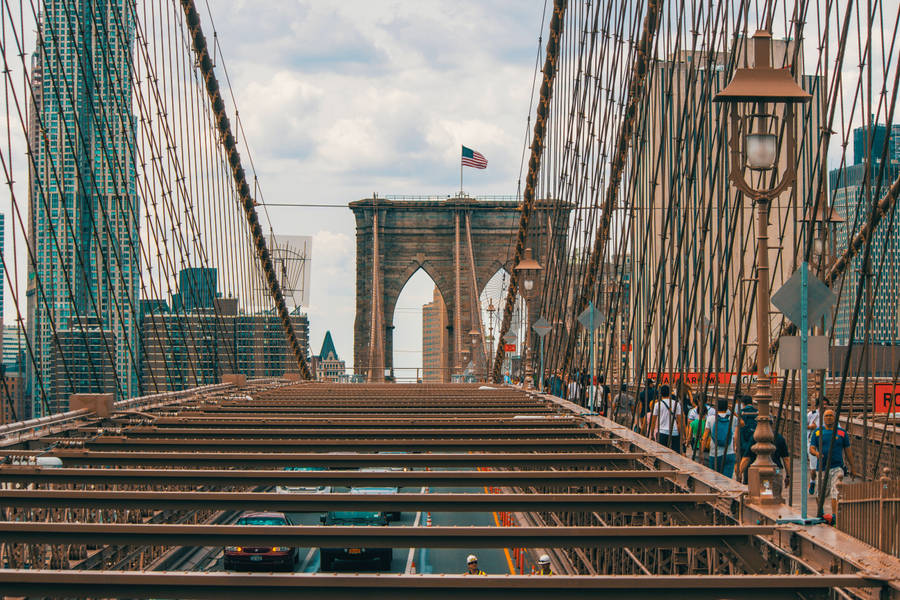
xmin=745 ymin=132 xmax=777 ymax=170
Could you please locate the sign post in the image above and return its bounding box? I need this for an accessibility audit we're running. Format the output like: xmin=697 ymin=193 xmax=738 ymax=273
xmin=532 ymin=317 xmax=552 ymax=393
xmin=772 ymin=264 xmax=836 ymax=523
xmin=502 ymin=333 xmax=517 ymax=383
xmin=577 ymin=303 xmax=603 ymax=414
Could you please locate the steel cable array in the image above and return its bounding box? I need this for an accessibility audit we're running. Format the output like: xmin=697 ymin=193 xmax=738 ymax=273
xmin=494 ymin=0 xmax=899 ymax=491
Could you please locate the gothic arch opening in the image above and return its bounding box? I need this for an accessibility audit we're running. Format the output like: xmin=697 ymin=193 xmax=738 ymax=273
xmin=390 ymin=268 xmax=448 ymax=383
xmin=479 ymin=267 xmax=527 ymax=381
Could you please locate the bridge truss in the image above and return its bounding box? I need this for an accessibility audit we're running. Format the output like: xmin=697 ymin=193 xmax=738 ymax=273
xmin=1 ymin=381 xmax=898 ymax=597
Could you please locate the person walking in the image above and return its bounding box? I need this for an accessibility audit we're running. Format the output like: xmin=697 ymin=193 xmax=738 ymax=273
xmin=612 ymin=383 xmax=636 ymax=426
xmin=464 ymin=554 xmax=486 ymax=575
xmin=688 ymin=400 xmax=708 ymax=463
xmin=702 ymin=397 xmax=738 ymax=477
xmin=807 ymin=396 xmax=828 ymax=495
xmin=536 ymin=554 xmax=553 ymax=575
xmin=650 ymin=385 xmax=685 ymax=452
xmin=637 ymin=377 xmax=658 ymax=434
xmin=687 ymin=392 xmax=707 ymax=423
xmin=595 ymin=375 xmax=611 ymax=416
xmin=810 ymin=409 xmax=856 ymax=517
xmin=736 ymin=398 xmax=759 ymax=484
xmin=566 ymin=374 xmax=580 ymax=403
xmin=736 ymin=427 xmax=791 ymax=493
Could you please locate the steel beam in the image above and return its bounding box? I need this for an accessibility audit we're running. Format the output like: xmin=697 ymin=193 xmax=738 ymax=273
xmin=169 ymin=406 xmax=556 ymax=414
xmin=0 ymin=491 xmax=718 ymax=513
xmin=0 ymin=522 xmax=774 ymax=548
xmin=112 ymin=427 xmax=592 ymax=439
xmin=0 ymin=467 xmax=670 ymax=488
xmin=0 ymin=451 xmax=650 ymax=468
xmin=123 ymin=417 xmax=580 ymax=427
xmin=34 ymin=437 xmax=614 ymax=452
xmin=0 ymin=571 xmax=880 ymax=600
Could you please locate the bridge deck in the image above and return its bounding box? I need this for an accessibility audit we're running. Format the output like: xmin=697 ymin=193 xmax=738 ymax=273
xmin=0 ymin=380 xmax=897 ymax=598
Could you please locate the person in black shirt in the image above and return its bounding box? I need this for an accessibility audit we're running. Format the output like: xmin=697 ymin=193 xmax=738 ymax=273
xmin=636 ymin=378 xmax=657 ymax=433
xmin=737 ymin=431 xmax=791 ymax=491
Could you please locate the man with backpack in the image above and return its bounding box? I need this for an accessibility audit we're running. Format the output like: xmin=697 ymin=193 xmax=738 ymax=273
xmin=702 ymin=397 xmax=738 ymax=477
xmin=650 ymin=385 xmax=685 ymax=452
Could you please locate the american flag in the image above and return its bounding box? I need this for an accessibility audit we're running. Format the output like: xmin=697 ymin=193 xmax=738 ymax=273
xmin=461 ymin=145 xmax=488 ymax=169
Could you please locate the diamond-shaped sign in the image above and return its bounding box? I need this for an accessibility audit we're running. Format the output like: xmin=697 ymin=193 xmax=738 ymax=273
xmin=577 ymin=303 xmax=603 ymax=330
xmin=532 ymin=316 xmax=552 ymax=338
xmin=771 ymin=267 xmax=836 ymax=329
xmin=502 ymin=332 xmax=517 ymax=344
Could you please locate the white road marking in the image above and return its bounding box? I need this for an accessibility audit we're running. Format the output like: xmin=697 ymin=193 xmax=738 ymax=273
xmin=300 ymin=546 xmax=318 ymax=572
xmin=405 ymin=486 xmax=427 ymax=574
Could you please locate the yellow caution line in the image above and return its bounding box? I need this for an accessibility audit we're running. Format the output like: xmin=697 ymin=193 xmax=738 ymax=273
xmin=486 ymin=485 xmax=517 ymax=575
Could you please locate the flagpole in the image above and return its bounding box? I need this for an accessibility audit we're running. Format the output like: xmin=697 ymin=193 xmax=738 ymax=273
xmin=460 ymin=146 xmax=463 ymax=197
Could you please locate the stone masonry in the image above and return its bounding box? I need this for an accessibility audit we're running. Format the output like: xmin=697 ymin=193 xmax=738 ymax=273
xmin=350 ymin=196 xmax=571 ymax=382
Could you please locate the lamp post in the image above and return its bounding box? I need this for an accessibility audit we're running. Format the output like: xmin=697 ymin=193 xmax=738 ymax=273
xmin=486 ymin=299 xmax=497 ymax=375
xmin=714 ymin=30 xmax=810 ymax=504
xmin=515 ymin=248 xmax=543 ymax=389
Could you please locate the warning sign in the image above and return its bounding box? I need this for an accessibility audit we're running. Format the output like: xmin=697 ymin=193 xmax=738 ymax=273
xmin=646 ymin=372 xmax=776 ymax=386
xmin=874 ymin=383 xmax=900 ymax=414
xmin=503 ymin=344 xmax=516 ymax=353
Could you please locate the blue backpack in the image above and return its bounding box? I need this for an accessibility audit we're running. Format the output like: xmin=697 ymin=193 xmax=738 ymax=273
xmin=714 ymin=413 xmax=733 ymax=448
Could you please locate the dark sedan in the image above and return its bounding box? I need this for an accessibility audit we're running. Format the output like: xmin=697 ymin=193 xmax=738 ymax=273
xmin=223 ymin=511 xmax=297 ymax=571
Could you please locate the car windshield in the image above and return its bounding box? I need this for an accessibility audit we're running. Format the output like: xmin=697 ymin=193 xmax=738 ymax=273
xmin=238 ymin=516 xmax=286 ymax=526
xmin=351 ymin=486 xmax=397 ymax=494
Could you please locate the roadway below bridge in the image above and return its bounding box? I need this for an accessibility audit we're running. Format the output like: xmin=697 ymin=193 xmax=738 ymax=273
xmin=192 ymin=482 xmax=515 ymax=576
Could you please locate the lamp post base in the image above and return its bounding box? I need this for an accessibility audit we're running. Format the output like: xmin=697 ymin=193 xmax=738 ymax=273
xmin=747 ymin=464 xmax=782 ymax=505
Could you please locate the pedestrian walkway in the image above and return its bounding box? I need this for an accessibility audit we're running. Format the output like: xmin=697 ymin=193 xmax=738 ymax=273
xmin=783 ymin=455 xmax=853 ymax=515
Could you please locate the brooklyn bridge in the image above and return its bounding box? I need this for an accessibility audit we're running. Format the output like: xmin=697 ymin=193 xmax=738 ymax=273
xmin=0 ymin=0 xmax=898 ymax=598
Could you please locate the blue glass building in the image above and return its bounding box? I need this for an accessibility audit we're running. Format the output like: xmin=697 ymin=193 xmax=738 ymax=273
xmin=27 ymin=1 xmax=139 ymax=415
xmin=830 ymin=123 xmax=900 ymax=346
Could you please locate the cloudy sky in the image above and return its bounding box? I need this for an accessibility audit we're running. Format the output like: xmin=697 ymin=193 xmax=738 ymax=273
xmin=199 ymin=1 xmax=547 ymax=372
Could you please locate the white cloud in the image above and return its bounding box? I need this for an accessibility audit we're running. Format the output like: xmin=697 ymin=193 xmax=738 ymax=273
xmin=198 ymin=1 xmax=545 ymax=369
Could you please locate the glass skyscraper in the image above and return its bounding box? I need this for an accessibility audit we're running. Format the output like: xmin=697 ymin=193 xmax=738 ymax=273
xmin=830 ymin=123 xmax=900 ymax=346
xmin=27 ymin=1 xmax=139 ymax=415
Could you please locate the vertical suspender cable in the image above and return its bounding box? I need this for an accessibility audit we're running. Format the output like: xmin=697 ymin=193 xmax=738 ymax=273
xmin=491 ymin=0 xmax=568 ymax=384
xmin=179 ymin=0 xmax=311 ymax=380
xmin=566 ymin=0 xmax=663 ymax=377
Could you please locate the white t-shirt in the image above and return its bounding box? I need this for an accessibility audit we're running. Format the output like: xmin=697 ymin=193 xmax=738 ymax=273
xmin=705 ymin=410 xmax=738 ymax=457
xmin=652 ymin=396 xmax=682 ymax=435
xmin=806 ymin=409 xmax=823 ymax=467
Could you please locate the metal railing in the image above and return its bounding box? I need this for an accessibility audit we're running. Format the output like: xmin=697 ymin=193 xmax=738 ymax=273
xmin=838 ymin=469 xmax=900 ymax=557
xmin=381 ymin=194 xmax=519 ymax=202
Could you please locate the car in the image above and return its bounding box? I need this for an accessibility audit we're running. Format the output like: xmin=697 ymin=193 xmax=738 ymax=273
xmin=319 ymin=510 xmax=391 ymax=571
xmin=223 ymin=512 xmax=297 ymax=571
xmin=275 ymin=466 xmax=332 ymax=494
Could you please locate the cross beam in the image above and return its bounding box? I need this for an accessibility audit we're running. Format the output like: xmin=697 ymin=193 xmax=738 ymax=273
xmin=0 ymin=491 xmax=718 ymax=513
xmin=0 ymin=523 xmax=774 ymax=548
xmin=0 ymin=467 xmax=671 ymax=488
xmin=0 ymin=572 xmax=879 ymax=600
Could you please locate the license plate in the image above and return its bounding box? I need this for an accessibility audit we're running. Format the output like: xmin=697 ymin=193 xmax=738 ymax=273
xmin=250 ymin=555 xmax=263 ymax=561
xmin=346 ymin=548 xmax=362 ymax=555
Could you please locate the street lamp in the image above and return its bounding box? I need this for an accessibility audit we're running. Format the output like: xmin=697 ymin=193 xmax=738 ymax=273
xmin=515 ymin=248 xmax=543 ymax=388
xmin=486 ymin=299 xmax=497 ymax=375
xmin=715 ymin=30 xmax=810 ymax=504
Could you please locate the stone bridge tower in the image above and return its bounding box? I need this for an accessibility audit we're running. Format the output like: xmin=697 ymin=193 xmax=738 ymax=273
xmin=350 ymin=195 xmax=571 ymax=382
